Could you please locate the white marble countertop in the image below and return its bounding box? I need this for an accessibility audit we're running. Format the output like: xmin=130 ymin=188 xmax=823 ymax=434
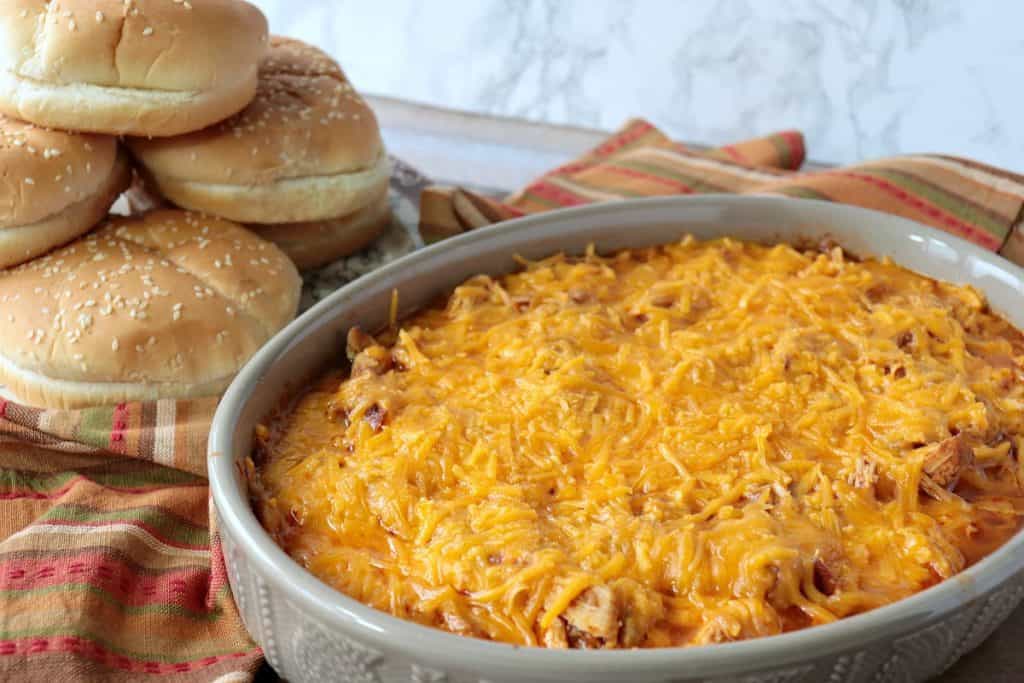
xmin=252 ymin=0 xmax=1024 ymax=174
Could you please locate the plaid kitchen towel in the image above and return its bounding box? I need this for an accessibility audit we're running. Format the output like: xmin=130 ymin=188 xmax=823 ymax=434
xmin=420 ymin=119 xmax=1024 ymax=265
xmin=2 ymin=123 xmax=1024 ymax=681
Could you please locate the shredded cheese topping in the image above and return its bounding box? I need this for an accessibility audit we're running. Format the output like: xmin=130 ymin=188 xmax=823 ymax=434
xmin=253 ymin=237 xmax=1024 ymax=648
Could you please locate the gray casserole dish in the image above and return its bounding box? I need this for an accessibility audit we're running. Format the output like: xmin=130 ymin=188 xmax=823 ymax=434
xmin=209 ymin=196 xmax=1024 ymax=683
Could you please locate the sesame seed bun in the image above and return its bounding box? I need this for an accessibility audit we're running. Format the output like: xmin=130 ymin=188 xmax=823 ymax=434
xmin=0 ymin=0 xmax=268 ymax=137
xmin=248 ymin=189 xmax=392 ymax=271
xmin=0 ymin=209 xmax=301 ymax=409
xmin=0 ymin=115 xmax=130 ymax=268
xmin=126 ymin=36 xmax=389 ymax=224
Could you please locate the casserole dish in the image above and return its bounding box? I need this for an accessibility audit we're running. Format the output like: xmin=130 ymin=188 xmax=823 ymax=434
xmin=209 ymin=195 xmax=1024 ymax=683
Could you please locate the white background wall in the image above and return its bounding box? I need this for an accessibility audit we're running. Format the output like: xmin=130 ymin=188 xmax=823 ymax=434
xmin=250 ymin=0 xmax=1024 ymax=171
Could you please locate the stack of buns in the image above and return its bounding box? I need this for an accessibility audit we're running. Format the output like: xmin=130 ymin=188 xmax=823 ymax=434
xmin=0 ymin=0 xmax=389 ymax=409
xmin=127 ymin=37 xmax=391 ymax=269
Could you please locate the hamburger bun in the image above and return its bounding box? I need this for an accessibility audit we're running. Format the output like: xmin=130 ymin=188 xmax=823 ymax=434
xmin=127 ymin=36 xmax=389 ymax=224
xmin=0 ymin=0 xmax=268 ymax=137
xmin=0 ymin=209 xmax=301 ymax=409
xmin=0 ymin=115 xmax=130 ymax=268
xmin=248 ymin=189 xmax=392 ymax=270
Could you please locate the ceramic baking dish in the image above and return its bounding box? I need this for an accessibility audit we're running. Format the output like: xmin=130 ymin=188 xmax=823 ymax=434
xmin=209 ymin=195 xmax=1024 ymax=683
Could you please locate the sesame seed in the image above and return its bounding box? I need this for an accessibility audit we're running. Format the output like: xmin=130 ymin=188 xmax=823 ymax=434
xmin=68 ymin=19 xmax=76 ymax=31
xmin=112 ymin=338 xmax=119 ymax=351
xmin=96 ymin=10 xmax=104 ymax=22
xmin=142 ymin=26 xmax=153 ymax=36
xmin=24 ymin=177 xmax=34 ymax=185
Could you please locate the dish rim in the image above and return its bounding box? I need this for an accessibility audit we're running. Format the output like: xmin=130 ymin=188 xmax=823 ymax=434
xmin=209 ymin=194 xmax=1024 ymax=674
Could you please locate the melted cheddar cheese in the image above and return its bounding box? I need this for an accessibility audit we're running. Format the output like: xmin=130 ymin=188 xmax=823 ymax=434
xmin=252 ymin=238 xmax=1024 ymax=648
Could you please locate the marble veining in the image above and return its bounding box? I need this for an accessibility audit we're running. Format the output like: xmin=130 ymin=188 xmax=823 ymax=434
xmin=250 ymin=0 xmax=1024 ymax=171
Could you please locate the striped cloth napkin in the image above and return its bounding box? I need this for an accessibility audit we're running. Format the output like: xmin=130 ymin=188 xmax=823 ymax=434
xmin=1 ymin=120 xmax=1023 ymax=681
xmin=420 ymin=119 xmax=1024 ymax=266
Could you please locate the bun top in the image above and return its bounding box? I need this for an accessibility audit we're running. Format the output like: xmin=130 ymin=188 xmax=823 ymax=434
xmin=0 ymin=0 xmax=268 ymax=95
xmin=0 ymin=209 xmax=300 ymax=387
xmin=127 ymin=36 xmax=383 ymax=185
xmin=0 ymin=114 xmax=120 ymax=228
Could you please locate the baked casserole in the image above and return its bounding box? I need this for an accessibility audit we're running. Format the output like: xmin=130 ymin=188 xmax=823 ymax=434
xmin=251 ymin=237 xmax=1024 ymax=649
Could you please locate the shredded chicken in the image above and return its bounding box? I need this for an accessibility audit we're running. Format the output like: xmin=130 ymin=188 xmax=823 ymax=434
xmin=919 ymin=435 xmax=974 ymax=499
xmin=561 ymin=585 xmax=620 ymax=649
xmin=848 ymin=456 xmax=878 ymax=489
xmin=347 ymin=327 xmax=394 ymax=378
xmin=568 ymin=288 xmax=590 ymax=304
xmin=441 ymin=611 xmax=473 ymax=636
xmin=618 ymin=584 xmax=664 ymax=648
xmin=813 ymin=558 xmax=838 ymax=596
xmin=693 ymin=618 xmax=738 ymax=644
xmin=542 ymin=618 xmax=569 ymax=649
xmin=351 ymin=347 xmax=394 ymax=378
xmin=364 ymin=404 xmax=387 ymax=432
xmin=346 ymin=326 xmax=376 ymax=360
